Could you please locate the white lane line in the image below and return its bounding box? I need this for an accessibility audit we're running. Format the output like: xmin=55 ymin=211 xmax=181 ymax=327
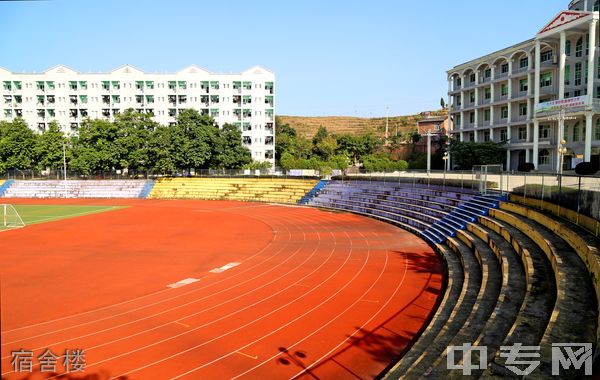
xmin=209 ymin=262 xmax=240 ymax=274
xmin=167 ymin=278 xmax=200 ymax=289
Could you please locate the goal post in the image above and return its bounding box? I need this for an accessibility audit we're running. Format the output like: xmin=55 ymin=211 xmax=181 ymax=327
xmin=1 ymin=204 xmax=25 ymax=230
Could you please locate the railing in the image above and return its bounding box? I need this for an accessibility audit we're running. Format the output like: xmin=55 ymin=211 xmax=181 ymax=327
xmin=494 ymin=72 xmax=508 ymax=80
xmin=3 ymin=168 xmax=600 ymax=225
xmin=511 ymin=66 xmax=529 ymax=75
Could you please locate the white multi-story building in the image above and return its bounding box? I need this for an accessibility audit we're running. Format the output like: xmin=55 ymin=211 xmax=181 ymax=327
xmin=0 ymin=64 xmax=276 ymax=165
xmin=447 ymin=0 xmax=600 ymax=171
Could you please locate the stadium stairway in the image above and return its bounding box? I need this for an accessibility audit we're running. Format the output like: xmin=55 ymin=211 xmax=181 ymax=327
xmin=138 ymin=180 xmax=155 ymax=199
xmin=0 ymin=179 xmax=13 ymax=197
xmin=307 ymin=180 xmax=599 ymax=379
xmin=297 ymin=179 xmax=329 ymax=205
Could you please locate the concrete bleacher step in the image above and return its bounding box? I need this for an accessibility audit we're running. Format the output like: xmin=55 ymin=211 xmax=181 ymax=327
xmin=491 ymin=208 xmax=598 ymax=378
xmin=401 ymin=237 xmax=482 ymax=378
xmin=477 ymin=215 xmax=557 ymax=377
xmin=425 ymin=229 xmax=503 ymax=378
xmin=384 ymin=243 xmax=464 ymax=379
xmin=442 ymin=223 xmax=527 ymax=378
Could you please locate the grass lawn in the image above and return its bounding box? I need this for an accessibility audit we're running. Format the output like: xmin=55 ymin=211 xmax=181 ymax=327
xmin=1 ymin=204 xmax=124 ymax=230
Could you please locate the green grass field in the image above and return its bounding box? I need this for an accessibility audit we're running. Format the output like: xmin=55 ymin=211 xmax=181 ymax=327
xmin=1 ymin=204 xmax=124 ymax=230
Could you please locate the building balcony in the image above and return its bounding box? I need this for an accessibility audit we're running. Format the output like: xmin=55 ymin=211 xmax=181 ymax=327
xmin=511 ymin=114 xmax=529 ymax=123
xmin=540 ymin=85 xmax=558 ymax=95
xmin=494 ymin=72 xmax=509 ymax=80
xmin=512 ymin=90 xmax=530 ymax=99
xmin=510 ymin=66 xmax=529 ymax=76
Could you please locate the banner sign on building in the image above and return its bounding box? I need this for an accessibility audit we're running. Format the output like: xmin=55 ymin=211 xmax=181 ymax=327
xmin=535 ymin=96 xmax=587 ymax=113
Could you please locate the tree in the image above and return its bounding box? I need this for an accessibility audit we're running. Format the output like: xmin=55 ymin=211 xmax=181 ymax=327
xmin=315 ymin=135 xmax=338 ymax=160
xmin=212 ymin=123 xmax=252 ymax=169
xmin=279 ymin=151 xmax=296 ymax=171
xmin=0 ymin=118 xmax=38 ymax=173
xmin=440 ymin=97 xmax=446 ymax=109
xmin=336 ymin=134 xmax=379 ymax=164
xmin=448 ymin=140 xmax=506 ymax=170
xmin=362 ymin=153 xmax=408 ymax=172
xmin=290 ymin=136 xmax=313 ymax=159
xmin=70 ymin=118 xmax=119 ymax=174
xmin=275 ymin=120 xmax=297 ymax=165
xmin=173 ymin=109 xmax=219 ymax=170
xmin=312 ymin=125 xmax=329 ymax=146
xmin=148 ymin=125 xmax=176 ymax=174
xmin=34 ymin=121 xmax=67 ymax=170
xmin=114 ymin=109 xmax=158 ymax=172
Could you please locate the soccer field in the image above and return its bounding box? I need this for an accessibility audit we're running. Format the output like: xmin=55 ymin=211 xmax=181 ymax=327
xmin=1 ymin=204 xmax=124 ymax=230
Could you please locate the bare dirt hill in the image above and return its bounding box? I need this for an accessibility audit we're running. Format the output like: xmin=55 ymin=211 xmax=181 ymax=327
xmin=278 ymin=110 xmax=446 ymax=138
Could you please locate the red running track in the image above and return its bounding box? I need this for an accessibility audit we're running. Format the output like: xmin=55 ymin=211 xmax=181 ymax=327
xmin=0 ymin=199 xmax=444 ymax=379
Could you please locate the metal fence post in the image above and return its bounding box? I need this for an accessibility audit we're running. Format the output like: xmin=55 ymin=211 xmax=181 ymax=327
xmin=577 ymin=175 xmax=582 ymax=225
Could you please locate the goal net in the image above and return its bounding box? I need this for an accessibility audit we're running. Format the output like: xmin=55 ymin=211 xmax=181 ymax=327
xmin=1 ymin=204 xmax=25 ymax=230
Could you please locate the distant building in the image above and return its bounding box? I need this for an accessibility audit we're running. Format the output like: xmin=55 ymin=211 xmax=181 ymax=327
xmin=417 ymin=114 xmax=448 ymax=136
xmin=0 ymin=64 xmax=276 ymax=165
xmin=412 ymin=114 xmax=448 ymax=155
xmin=447 ymin=0 xmax=600 ymax=171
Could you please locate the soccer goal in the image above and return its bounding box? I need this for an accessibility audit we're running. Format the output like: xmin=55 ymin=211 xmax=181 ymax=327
xmin=1 ymin=204 xmax=25 ymax=230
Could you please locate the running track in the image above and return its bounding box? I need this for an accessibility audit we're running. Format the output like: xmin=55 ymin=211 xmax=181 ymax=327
xmin=0 ymin=199 xmax=443 ymax=379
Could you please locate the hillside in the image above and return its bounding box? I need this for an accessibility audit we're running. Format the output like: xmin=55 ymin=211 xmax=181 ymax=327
xmin=278 ymin=110 xmax=446 ymax=138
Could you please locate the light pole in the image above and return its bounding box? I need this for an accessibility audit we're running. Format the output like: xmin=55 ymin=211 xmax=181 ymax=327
xmin=443 ymin=151 xmax=449 ymax=173
xmin=558 ymin=139 xmax=568 ymax=176
xmin=417 ymin=130 xmax=434 ymax=174
xmin=547 ymin=108 xmax=576 ymax=174
xmin=63 ymin=141 xmax=68 ymax=197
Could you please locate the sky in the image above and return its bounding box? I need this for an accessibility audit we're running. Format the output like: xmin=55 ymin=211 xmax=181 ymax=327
xmin=0 ymin=0 xmax=568 ymax=117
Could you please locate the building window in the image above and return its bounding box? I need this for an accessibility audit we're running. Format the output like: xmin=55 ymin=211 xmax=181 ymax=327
xmin=484 ymin=68 xmax=491 ymax=78
xmin=470 ymin=73 xmax=476 ymax=83
xmin=586 ymin=33 xmax=590 ymax=56
xmin=501 ymin=106 xmax=509 ymax=119
xmin=573 ymin=122 xmax=580 ymax=141
xmin=469 ymin=112 xmax=475 ymax=123
xmin=469 ymin=132 xmax=475 ymax=141
xmin=484 ymin=87 xmax=491 ymax=99
xmin=456 ymin=114 xmax=462 ymax=126
xmin=501 ymin=84 xmax=508 ymax=97
xmin=500 ymin=129 xmax=508 ymax=142
xmin=518 ymin=126 xmax=527 ymax=140
xmin=539 ymin=149 xmax=550 ymax=165
xmin=457 ymin=77 xmax=462 ymax=87
xmin=595 ymin=119 xmax=600 ymax=140
xmin=457 ymin=94 xmax=462 ymax=106
xmin=541 ymin=50 xmax=553 ymax=62
xmin=539 ymin=124 xmax=550 ymax=139
xmin=564 ymin=125 xmax=569 ymax=142
xmin=519 ymin=57 xmax=528 ymax=68
xmin=484 ymin=130 xmax=491 ymax=141
xmin=470 ymin=91 xmax=475 ymax=103
xmin=501 ymin=63 xmax=509 ymax=74
xmin=566 ymin=40 xmax=571 ymax=56
xmin=595 ymin=0 xmax=599 ymax=11
xmin=484 ymin=109 xmax=491 ymax=121
xmin=519 ymin=79 xmax=528 ymax=92
xmin=576 ymin=37 xmax=583 ymax=57
xmin=540 ymin=72 xmax=552 ymax=87
xmin=519 ymin=103 xmax=527 ymax=116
